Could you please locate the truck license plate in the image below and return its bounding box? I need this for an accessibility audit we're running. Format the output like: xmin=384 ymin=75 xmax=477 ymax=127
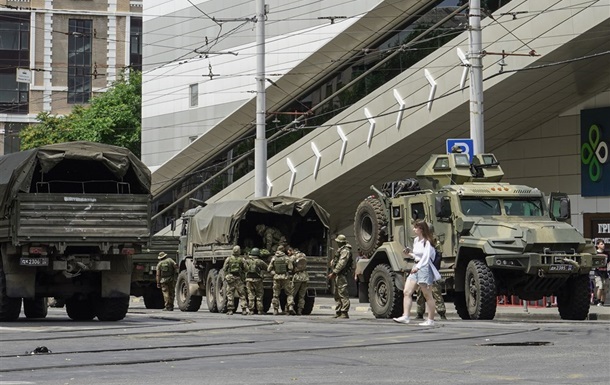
xmin=19 ymin=257 xmax=49 ymax=266
xmin=549 ymin=264 xmax=573 ymax=271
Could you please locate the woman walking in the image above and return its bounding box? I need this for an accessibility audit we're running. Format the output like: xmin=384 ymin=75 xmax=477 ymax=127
xmin=393 ymin=220 xmax=441 ymax=326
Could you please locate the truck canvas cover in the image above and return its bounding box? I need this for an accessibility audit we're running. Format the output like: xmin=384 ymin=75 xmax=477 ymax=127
xmin=190 ymin=196 xmax=330 ymax=246
xmin=0 ymin=141 xmax=151 ymax=215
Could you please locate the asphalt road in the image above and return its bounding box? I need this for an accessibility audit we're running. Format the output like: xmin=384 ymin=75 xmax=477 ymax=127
xmin=0 ymin=297 xmax=608 ymax=385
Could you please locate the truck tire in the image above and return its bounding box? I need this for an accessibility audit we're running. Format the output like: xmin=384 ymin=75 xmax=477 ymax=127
xmin=454 ymin=292 xmax=470 ymax=320
xmin=206 ymin=269 xmax=219 ymax=313
xmin=215 ymin=270 xmax=228 ymax=313
xmin=177 ymin=270 xmax=202 ymax=312
xmin=66 ymin=298 xmax=96 ymax=321
xmin=354 ymin=197 xmax=388 ymax=257
xmin=465 ymin=260 xmax=497 ymax=320
xmin=368 ymin=264 xmax=402 ymax=318
xmin=557 ymin=275 xmax=590 ymax=320
xmin=302 ymin=289 xmax=315 ymax=315
xmin=24 ymin=298 xmax=48 ymax=319
xmin=0 ymin=268 xmax=21 ymax=321
xmin=96 ymin=297 xmax=130 ymax=321
xmin=143 ymin=287 xmax=164 ymax=309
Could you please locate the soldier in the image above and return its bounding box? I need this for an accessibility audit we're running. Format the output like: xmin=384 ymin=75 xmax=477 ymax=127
xmin=156 ymin=251 xmax=178 ymax=311
xmin=245 ymin=247 xmax=268 ymax=314
xmin=328 ymin=234 xmax=352 ymax=319
xmin=256 ymin=224 xmax=287 ymax=253
xmin=291 ymin=251 xmax=309 ymax=315
xmin=415 ymin=282 xmax=447 ymax=320
xmin=267 ymin=245 xmax=295 ymax=315
xmin=222 ymin=245 xmax=249 ymax=315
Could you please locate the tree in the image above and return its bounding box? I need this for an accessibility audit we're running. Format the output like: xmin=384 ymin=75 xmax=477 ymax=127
xmin=20 ymin=71 xmax=142 ymax=156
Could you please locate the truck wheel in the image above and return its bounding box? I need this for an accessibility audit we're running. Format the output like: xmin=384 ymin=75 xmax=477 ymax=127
xmin=557 ymin=275 xmax=590 ymax=320
xmin=354 ymin=197 xmax=388 ymax=257
xmin=215 ymin=270 xmax=228 ymax=313
xmin=368 ymin=264 xmax=402 ymax=318
xmin=96 ymin=297 xmax=130 ymax=321
xmin=177 ymin=270 xmax=202 ymax=312
xmin=143 ymin=287 xmax=164 ymax=309
xmin=465 ymin=260 xmax=497 ymax=320
xmin=0 ymin=261 xmax=22 ymax=321
xmin=66 ymin=298 xmax=96 ymax=321
xmin=454 ymin=292 xmax=470 ymax=320
xmin=206 ymin=269 xmax=219 ymax=313
xmin=302 ymin=289 xmax=315 ymax=315
xmin=24 ymin=298 xmax=48 ymax=318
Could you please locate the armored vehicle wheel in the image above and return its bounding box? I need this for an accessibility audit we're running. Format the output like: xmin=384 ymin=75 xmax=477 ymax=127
xmin=177 ymin=270 xmax=202 ymax=312
xmin=454 ymin=292 xmax=470 ymax=320
xmin=96 ymin=297 xmax=129 ymax=321
xmin=215 ymin=270 xmax=229 ymax=313
xmin=0 ymin=260 xmax=22 ymax=321
xmin=143 ymin=287 xmax=164 ymax=309
xmin=66 ymin=298 xmax=96 ymax=321
xmin=302 ymin=289 xmax=315 ymax=315
xmin=206 ymin=269 xmax=219 ymax=312
xmin=465 ymin=260 xmax=497 ymax=320
xmin=557 ymin=275 xmax=590 ymax=320
xmin=24 ymin=298 xmax=48 ymax=318
xmin=368 ymin=264 xmax=402 ymax=318
xmin=354 ymin=197 xmax=388 ymax=257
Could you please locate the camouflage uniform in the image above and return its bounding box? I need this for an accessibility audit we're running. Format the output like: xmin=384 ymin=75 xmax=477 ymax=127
xmin=268 ymin=246 xmax=295 ymax=315
xmin=256 ymin=224 xmax=287 ymax=253
xmin=222 ymin=246 xmax=248 ymax=315
xmin=245 ymin=248 xmax=268 ymax=314
xmin=291 ymin=251 xmax=309 ymax=315
xmin=329 ymin=235 xmax=352 ymax=318
xmin=416 ymin=281 xmax=446 ymax=319
xmin=156 ymin=252 xmax=178 ymax=311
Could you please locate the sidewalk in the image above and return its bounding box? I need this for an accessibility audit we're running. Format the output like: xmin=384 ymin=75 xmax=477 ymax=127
xmin=314 ymin=295 xmax=610 ymax=321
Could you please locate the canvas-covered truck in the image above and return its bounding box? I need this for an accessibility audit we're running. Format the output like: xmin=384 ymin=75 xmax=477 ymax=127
xmin=176 ymin=196 xmax=330 ymax=314
xmin=0 ymin=142 xmax=152 ymax=321
xmin=354 ymin=152 xmax=605 ymax=320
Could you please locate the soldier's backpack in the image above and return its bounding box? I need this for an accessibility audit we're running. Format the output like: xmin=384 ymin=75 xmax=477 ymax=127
xmin=274 ymin=256 xmax=288 ymax=274
xmin=159 ymin=260 xmax=174 ymax=278
xmin=246 ymin=260 xmax=262 ymax=278
xmin=228 ymin=256 xmax=242 ymax=274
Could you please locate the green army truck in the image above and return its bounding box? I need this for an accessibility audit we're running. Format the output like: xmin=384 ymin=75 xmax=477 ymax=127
xmin=0 ymin=142 xmax=152 ymax=321
xmin=354 ymin=152 xmax=604 ymax=320
xmin=175 ymin=196 xmax=330 ymax=314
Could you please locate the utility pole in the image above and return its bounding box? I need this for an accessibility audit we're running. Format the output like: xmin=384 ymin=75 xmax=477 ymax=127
xmin=254 ymin=0 xmax=267 ymax=197
xmin=469 ymin=0 xmax=485 ymax=155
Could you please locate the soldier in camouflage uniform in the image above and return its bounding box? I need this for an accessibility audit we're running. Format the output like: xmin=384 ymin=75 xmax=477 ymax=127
xmin=267 ymin=245 xmax=295 ymax=315
xmin=256 ymin=224 xmax=287 ymax=253
xmin=415 ymin=282 xmax=447 ymax=320
xmin=156 ymin=252 xmax=178 ymax=311
xmin=291 ymin=250 xmax=309 ymax=315
xmin=222 ymin=245 xmax=249 ymax=315
xmin=328 ymin=234 xmax=352 ymax=319
xmin=245 ymin=247 xmax=268 ymax=314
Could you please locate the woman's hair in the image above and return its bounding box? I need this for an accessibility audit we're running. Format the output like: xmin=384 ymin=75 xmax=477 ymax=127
xmin=414 ymin=220 xmax=434 ymax=243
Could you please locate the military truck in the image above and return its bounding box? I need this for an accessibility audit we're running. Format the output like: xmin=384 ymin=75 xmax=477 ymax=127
xmin=175 ymin=196 xmax=330 ymax=314
xmin=0 ymin=142 xmax=151 ymax=321
xmin=354 ymin=152 xmax=604 ymax=320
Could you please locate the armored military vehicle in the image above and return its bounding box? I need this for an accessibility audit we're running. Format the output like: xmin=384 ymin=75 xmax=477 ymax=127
xmin=175 ymin=196 xmax=330 ymax=314
xmin=354 ymin=152 xmax=604 ymax=320
xmin=0 ymin=142 xmax=152 ymax=321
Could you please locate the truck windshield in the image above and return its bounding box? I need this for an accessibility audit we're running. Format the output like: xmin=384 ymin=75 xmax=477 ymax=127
xmin=460 ymin=198 xmax=501 ymax=216
xmin=503 ymin=198 xmax=544 ymax=216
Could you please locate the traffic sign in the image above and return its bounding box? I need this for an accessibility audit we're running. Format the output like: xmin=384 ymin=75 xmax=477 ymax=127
xmin=446 ymin=138 xmax=474 ymax=162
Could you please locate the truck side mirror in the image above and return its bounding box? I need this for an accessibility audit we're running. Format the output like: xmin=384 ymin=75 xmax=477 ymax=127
xmin=549 ymin=192 xmax=570 ymax=222
xmin=435 ymin=196 xmax=452 ymax=220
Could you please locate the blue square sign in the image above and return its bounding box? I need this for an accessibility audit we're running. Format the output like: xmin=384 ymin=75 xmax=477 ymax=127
xmin=446 ymin=139 xmax=474 ymax=163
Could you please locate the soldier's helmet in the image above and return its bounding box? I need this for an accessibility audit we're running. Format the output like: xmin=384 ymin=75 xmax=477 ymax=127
xmin=232 ymin=245 xmax=241 ymax=255
xmin=277 ymin=245 xmax=285 ymax=253
xmin=249 ymin=247 xmax=261 ymax=257
xmin=335 ymin=234 xmax=347 ymax=243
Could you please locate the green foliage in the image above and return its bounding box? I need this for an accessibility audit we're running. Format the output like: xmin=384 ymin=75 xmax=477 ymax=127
xmin=20 ymin=71 xmax=142 ymax=156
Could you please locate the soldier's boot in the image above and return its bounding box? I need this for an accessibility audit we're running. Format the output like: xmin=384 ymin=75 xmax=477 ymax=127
xmin=415 ymin=313 xmax=424 ymax=320
xmin=333 ymin=312 xmax=342 ymax=318
xmin=296 ymin=308 xmax=302 ymax=316
xmin=439 ymin=311 xmax=447 ymax=320
xmin=339 ymin=312 xmax=349 ymax=319
xmin=288 ymin=306 xmax=296 ymax=316
xmin=273 ymin=308 xmax=279 ymax=316
xmin=257 ymin=306 xmax=264 ymax=315
xmin=227 ymin=310 xmax=234 ymax=315
xmin=242 ymin=308 xmax=250 ymax=315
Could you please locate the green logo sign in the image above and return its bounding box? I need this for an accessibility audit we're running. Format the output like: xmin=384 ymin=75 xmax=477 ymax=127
xmin=581 ymin=124 xmax=608 ymax=182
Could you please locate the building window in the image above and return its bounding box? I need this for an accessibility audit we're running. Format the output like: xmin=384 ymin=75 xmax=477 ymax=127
xmin=68 ymin=19 xmax=92 ymax=104
xmin=130 ymin=17 xmax=142 ymax=71
xmin=190 ymin=83 xmax=198 ymax=107
xmin=0 ymin=13 xmax=30 ymax=114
